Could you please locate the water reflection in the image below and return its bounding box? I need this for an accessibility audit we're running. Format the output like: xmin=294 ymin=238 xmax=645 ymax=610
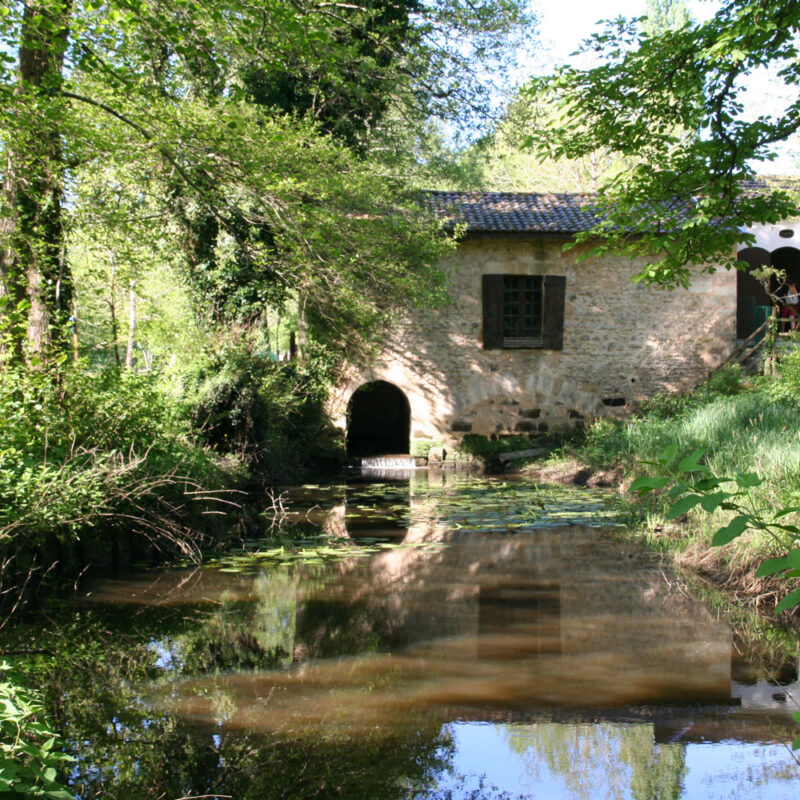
xmin=44 ymin=474 xmax=800 ymax=797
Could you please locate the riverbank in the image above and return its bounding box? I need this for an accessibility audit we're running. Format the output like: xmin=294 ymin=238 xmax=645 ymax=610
xmin=518 ymin=363 xmax=800 ymax=622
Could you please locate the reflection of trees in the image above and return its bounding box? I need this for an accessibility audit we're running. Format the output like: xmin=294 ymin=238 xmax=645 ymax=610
xmin=180 ymin=571 xmax=299 ymax=672
xmin=60 ymin=702 xmax=452 ymax=800
xmin=501 ymin=723 xmax=686 ymax=800
xmin=619 ymin=727 xmax=686 ymax=800
xmin=24 ymin=571 xmax=454 ymax=800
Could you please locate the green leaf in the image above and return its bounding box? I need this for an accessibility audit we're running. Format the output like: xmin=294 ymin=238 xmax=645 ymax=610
xmin=699 ymin=491 xmax=733 ymax=512
xmin=657 ymin=442 xmax=679 ymax=465
xmin=666 ymin=494 xmax=702 ymax=519
xmin=775 ymin=587 xmax=800 ymax=614
xmin=755 ymin=555 xmax=791 ymax=577
xmin=667 ymin=482 xmax=688 ymax=498
xmin=735 ymin=472 xmax=762 ymax=488
xmin=711 ymin=515 xmax=750 ymax=546
xmin=773 ymin=506 xmax=800 ymax=519
xmin=693 ymin=477 xmax=725 ymax=491
xmin=628 ymin=476 xmax=670 ymax=494
xmin=677 ymin=448 xmax=707 ymax=473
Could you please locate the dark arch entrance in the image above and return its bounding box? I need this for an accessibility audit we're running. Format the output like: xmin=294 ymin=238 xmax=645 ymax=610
xmin=771 ymin=246 xmax=800 ymax=281
xmin=346 ymin=381 xmax=411 ymax=457
xmin=737 ymin=247 xmax=771 ymax=339
xmin=737 ymin=245 xmax=800 ymax=338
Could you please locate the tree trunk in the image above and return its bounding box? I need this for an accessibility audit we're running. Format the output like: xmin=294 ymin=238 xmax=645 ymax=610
xmin=109 ymin=259 xmax=121 ymax=368
xmin=125 ymin=281 xmax=136 ymax=370
xmin=71 ymin=300 xmax=79 ymax=362
xmin=0 ymin=0 xmax=73 ymax=361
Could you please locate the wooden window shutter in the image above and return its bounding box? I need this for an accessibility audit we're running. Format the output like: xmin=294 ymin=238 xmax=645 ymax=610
xmin=482 ymin=274 xmax=504 ymax=349
xmin=542 ymin=275 xmax=566 ymax=350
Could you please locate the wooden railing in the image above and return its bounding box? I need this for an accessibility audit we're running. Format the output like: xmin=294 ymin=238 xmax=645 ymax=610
xmin=715 ymin=316 xmax=772 ymax=372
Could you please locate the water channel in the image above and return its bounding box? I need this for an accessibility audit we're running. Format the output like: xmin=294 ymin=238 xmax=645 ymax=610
xmin=19 ymin=472 xmax=800 ymax=799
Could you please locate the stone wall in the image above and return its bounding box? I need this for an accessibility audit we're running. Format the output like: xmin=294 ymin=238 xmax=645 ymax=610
xmin=329 ymin=235 xmax=737 ymax=447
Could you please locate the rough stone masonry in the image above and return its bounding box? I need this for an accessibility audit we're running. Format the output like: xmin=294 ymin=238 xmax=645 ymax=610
xmin=329 ymin=193 xmax=736 ymax=450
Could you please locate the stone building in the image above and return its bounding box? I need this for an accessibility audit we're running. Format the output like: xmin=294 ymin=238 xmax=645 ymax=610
xmin=329 ymin=190 xmax=800 ymax=457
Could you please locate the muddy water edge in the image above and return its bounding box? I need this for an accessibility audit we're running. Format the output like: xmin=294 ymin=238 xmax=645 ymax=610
xmin=7 ymin=471 xmax=800 ymax=800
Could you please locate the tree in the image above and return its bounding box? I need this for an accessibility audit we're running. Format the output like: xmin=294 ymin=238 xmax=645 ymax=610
xmin=463 ymin=86 xmax=632 ymax=194
xmin=0 ymin=0 xmax=533 ymax=362
xmin=0 ymin=1 xmax=72 ymax=359
xmin=527 ymin=0 xmax=800 ymax=289
xmin=463 ymin=0 xmax=691 ymax=196
xmin=642 ymin=0 xmax=690 ymax=37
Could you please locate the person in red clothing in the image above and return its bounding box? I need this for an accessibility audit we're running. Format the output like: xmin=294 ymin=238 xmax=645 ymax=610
xmin=775 ymin=278 xmax=799 ymax=331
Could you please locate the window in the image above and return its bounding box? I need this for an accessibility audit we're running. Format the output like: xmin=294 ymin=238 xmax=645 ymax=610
xmin=503 ymin=275 xmax=543 ymax=346
xmin=482 ymin=274 xmax=565 ymax=350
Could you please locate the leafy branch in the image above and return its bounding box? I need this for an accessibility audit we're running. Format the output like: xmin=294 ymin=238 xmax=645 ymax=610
xmin=0 ymin=662 xmax=74 ymax=799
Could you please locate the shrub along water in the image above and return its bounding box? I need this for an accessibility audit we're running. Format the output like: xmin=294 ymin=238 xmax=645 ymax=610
xmin=182 ymin=332 xmax=345 ymax=479
xmin=0 ymin=360 xmax=230 ymax=600
xmin=0 ymin=662 xmax=74 ymax=798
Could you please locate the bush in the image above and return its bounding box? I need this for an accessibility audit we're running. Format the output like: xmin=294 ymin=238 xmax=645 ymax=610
xmin=0 ymin=361 xmax=226 ymax=555
xmin=0 ymin=662 xmax=74 ymax=799
xmin=763 ymin=343 xmax=800 ymax=405
xmin=458 ymin=434 xmax=532 ymax=456
xmin=704 ymin=364 xmax=745 ymax=397
xmin=183 ymin=334 xmax=344 ymax=480
xmin=410 ymin=439 xmax=443 ymax=458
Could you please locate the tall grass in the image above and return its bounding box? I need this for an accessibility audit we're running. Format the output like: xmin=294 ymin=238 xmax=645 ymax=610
xmin=574 ymin=368 xmax=800 ymax=504
xmin=559 ymin=365 xmax=800 ymax=600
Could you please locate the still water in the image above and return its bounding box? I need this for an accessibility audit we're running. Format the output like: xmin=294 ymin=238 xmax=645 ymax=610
xmin=32 ymin=473 xmax=800 ymax=799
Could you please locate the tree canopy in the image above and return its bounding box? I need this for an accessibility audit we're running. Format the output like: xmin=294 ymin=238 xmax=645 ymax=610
xmin=0 ymin=0 xmax=533 ymax=361
xmin=527 ymin=0 xmax=800 ymax=289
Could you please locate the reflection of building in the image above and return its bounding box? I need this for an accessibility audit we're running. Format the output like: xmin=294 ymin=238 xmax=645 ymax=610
xmin=329 ymin=187 xmax=800 ymax=457
xmin=306 ymin=504 xmax=738 ymax=708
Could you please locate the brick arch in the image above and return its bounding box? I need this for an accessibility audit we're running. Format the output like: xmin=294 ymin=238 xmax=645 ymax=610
xmin=346 ymin=380 xmax=411 ymax=457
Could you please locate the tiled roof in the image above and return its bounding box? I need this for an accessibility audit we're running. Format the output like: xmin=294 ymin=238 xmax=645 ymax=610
xmin=740 ymin=176 xmax=800 ymax=196
xmin=425 ymin=179 xmax=800 ymax=235
xmin=423 ymin=191 xmax=601 ymax=234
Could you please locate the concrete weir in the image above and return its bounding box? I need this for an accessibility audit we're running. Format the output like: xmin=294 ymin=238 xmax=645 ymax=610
xmin=350 ymin=455 xmax=419 ymax=470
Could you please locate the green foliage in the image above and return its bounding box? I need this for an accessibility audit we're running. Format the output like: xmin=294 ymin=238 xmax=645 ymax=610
xmin=528 ymin=0 xmax=800 ymax=288
xmin=761 ymin=343 xmax=800 ymax=405
xmin=0 ymin=663 xmax=74 ymax=799
xmin=630 ymin=444 xmax=800 ymax=616
xmin=410 ymin=439 xmax=444 ymax=458
xmin=704 ymin=364 xmax=745 ymax=398
xmin=1 ymin=0 xmax=533 ymax=360
xmin=184 ymin=332 xmax=343 ymax=478
xmin=463 ymin=81 xmax=633 ymax=194
xmin=457 ymin=434 xmax=533 ymax=456
xmin=642 ymin=0 xmax=691 ymax=37
xmin=0 ymin=359 xmax=225 ymax=551
xmin=572 ymin=374 xmax=797 ymax=492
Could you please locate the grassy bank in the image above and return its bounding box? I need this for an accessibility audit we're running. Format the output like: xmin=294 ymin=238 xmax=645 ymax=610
xmin=0 ymin=336 xmax=349 ymax=609
xmin=528 ymin=361 xmax=800 ymax=616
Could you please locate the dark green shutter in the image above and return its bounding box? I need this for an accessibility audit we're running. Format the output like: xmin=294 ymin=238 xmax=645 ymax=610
xmin=542 ymin=275 xmax=566 ymax=350
xmin=482 ymin=274 xmax=504 ymax=349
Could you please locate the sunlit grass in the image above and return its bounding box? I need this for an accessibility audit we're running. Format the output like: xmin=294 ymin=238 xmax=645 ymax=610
xmin=575 ymin=388 xmax=800 ymax=504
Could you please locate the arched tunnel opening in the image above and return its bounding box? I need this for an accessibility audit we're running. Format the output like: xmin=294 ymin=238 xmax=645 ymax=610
xmin=346 ymin=381 xmax=411 ymax=457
